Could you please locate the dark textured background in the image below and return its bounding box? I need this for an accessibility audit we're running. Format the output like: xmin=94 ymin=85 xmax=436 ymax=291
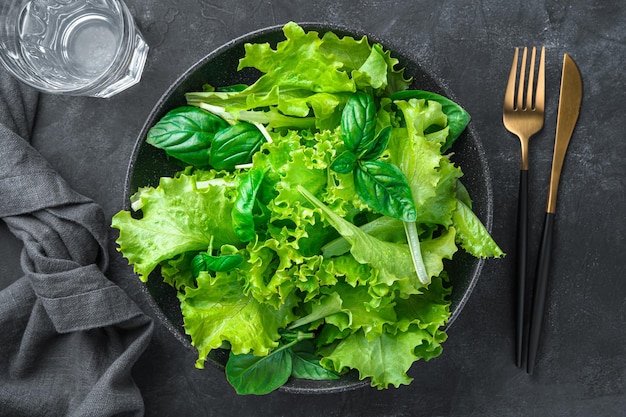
xmin=1 ymin=1 xmax=625 ymax=415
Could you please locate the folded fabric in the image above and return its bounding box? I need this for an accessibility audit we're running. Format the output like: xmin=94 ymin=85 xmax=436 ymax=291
xmin=0 ymin=71 xmax=153 ymax=415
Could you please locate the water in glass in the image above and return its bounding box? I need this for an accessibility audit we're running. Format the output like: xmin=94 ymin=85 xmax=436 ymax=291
xmin=0 ymin=0 xmax=148 ymax=97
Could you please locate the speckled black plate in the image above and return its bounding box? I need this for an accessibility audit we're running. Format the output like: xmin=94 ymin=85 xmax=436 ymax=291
xmin=123 ymin=23 xmax=493 ymax=394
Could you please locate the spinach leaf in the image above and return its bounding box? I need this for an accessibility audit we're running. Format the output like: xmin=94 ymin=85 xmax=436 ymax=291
xmin=190 ymin=252 xmax=243 ymax=278
xmin=360 ymin=125 xmax=391 ymax=161
xmin=225 ymin=331 xmax=323 ymax=394
xmin=146 ymin=106 xmax=229 ymax=167
xmin=354 ymin=160 xmax=417 ymax=222
xmin=225 ymin=349 xmax=293 ymax=395
xmin=341 ymin=92 xmax=377 ymax=157
xmin=232 ymin=168 xmax=265 ymax=242
xmin=332 ymin=94 xmax=414 ymax=222
xmin=389 ymin=90 xmax=470 ymax=152
xmin=209 ymin=122 xmax=266 ymax=170
xmin=329 ymin=150 xmax=357 ymax=174
xmin=290 ymin=340 xmax=340 ymax=380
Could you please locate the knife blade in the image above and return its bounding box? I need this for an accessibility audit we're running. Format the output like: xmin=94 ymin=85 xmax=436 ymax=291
xmin=526 ymin=53 xmax=583 ymax=374
xmin=546 ymin=54 xmax=584 ymax=214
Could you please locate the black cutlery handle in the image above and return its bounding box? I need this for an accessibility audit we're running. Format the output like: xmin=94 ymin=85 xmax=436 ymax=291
xmin=526 ymin=212 xmax=556 ymax=374
xmin=515 ymin=169 xmax=529 ymax=368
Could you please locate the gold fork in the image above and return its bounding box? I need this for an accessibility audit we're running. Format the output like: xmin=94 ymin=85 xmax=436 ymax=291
xmin=502 ymin=46 xmax=546 ymax=368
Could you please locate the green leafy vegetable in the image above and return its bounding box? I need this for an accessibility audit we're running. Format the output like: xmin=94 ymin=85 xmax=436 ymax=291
xmin=180 ymin=270 xmax=297 ymax=368
xmin=320 ymin=276 xmax=450 ymax=388
xmin=321 ymin=327 xmax=434 ymax=388
xmin=191 ymin=251 xmax=243 ymax=277
xmin=146 ymin=106 xmax=228 ymax=166
xmin=329 ymin=150 xmax=358 ymax=174
xmin=334 ymin=92 xmax=415 ymax=222
xmin=111 ymin=172 xmax=241 ymax=281
xmin=231 ymin=168 xmax=265 ymax=242
xmin=341 ymin=92 xmax=378 ymax=156
xmin=226 ymin=348 xmax=293 ymax=395
xmin=209 ymin=122 xmax=266 ymax=170
xmin=452 ymin=199 xmax=505 ymax=258
xmin=390 ymin=90 xmax=470 ymax=152
xmin=290 ymin=340 xmax=341 ymax=380
xmin=297 ymin=185 xmax=456 ymax=294
xmin=354 ymin=160 xmax=417 ymax=222
xmin=226 ymin=332 xmax=337 ymax=395
xmin=112 ymin=22 xmax=503 ymax=396
xmin=360 ymin=125 xmax=391 ymax=161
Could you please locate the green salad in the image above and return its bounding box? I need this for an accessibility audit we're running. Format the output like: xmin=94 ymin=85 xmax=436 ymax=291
xmin=112 ymin=22 xmax=503 ymax=395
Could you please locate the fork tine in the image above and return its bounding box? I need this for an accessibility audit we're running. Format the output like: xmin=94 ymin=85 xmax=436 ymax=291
xmin=504 ymin=48 xmax=519 ymax=109
xmin=526 ymin=47 xmax=537 ymax=110
xmin=516 ymin=47 xmax=528 ymax=110
xmin=535 ymin=46 xmax=546 ymax=112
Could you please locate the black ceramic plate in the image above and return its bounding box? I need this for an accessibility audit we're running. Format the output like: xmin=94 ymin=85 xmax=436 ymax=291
xmin=123 ymin=23 xmax=493 ymax=394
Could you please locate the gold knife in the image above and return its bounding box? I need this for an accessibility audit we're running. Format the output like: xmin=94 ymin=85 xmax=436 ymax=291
xmin=526 ymin=53 xmax=583 ymax=374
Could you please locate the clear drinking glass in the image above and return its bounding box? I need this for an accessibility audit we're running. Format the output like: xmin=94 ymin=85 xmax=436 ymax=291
xmin=0 ymin=0 xmax=148 ymax=98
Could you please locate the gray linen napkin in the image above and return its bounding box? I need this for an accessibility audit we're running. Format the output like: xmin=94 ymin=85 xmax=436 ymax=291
xmin=0 ymin=72 xmax=153 ymax=416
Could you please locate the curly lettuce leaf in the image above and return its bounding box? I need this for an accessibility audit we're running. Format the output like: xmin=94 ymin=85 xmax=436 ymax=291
xmin=299 ymin=185 xmax=421 ymax=293
xmin=390 ymin=90 xmax=471 ymax=151
xmin=180 ymin=270 xmax=297 ymax=368
xmin=322 ymin=282 xmax=397 ymax=340
xmin=387 ymin=98 xmax=503 ymax=258
xmin=321 ymin=216 xmax=406 ymax=257
xmin=320 ymin=325 xmax=445 ymax=389
xmin=289 ymin=291 xmax=344 ymax=330
xmin=111 ymin=172 xmax=241 ymax=281
xmin=298 ymin=186 xmax=458 ymax=299
xmin=244 ymin=235 xmax=323 ymax=308
xmin=186 ymin=22 xmax=355 ymax=128
xmin=239 ymin=22 xmax=354 ymax=94
xmin=160 ymin=251 xmax=197 ymax=290
xmin=185 ymin=22 xmax=411 ymax=131
xmin=393 ymin=273 xmax=452 ymax=335
xmin=319 ymin=31 xmax=411 ymax=94
xmin=320 ymin=274 xmax=450 ymax=389
xmin=239 ymin=129 xmax=343 ymax=307
xmin=389 ymin=99 xmax=462 ymax=228
xmin=452 ymin=200 xmax=504 ymax=258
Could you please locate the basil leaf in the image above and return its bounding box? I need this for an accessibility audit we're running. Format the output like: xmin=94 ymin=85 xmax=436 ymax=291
xmin=389 ymin=90 xmax=470 ymax=152
xmin=225 ymin=349 xmax=293 ymax=395
xmin=146 ymin=106 xmax=229 ymax=166
xmin=330 ymin=150 xmax=357 ymax=174
xmin=360 ymin=125 xmax=391 ymax=161
xmin=232 ymin=168 xmax=264 ymax=242
xmin=290 ymin=340 xmax=340 ymax=380
xmin=354 ymin=160 xmax=417 ymax=222
xmin=209 ymin=122 xmax=266 ymax=170
xmin=190 ymin=252 xmax=244 ymax=277
xmin=341 ymin=92 xmax=377 ymax=156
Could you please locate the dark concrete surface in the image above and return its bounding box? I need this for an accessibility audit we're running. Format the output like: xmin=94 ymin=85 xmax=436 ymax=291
xmin=1 ymin=1 xmax=625 ymax=416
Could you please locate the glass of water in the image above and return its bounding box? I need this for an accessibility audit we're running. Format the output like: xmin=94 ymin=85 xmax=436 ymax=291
xmin=0 ymin=0 xmax=148 ymax=98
